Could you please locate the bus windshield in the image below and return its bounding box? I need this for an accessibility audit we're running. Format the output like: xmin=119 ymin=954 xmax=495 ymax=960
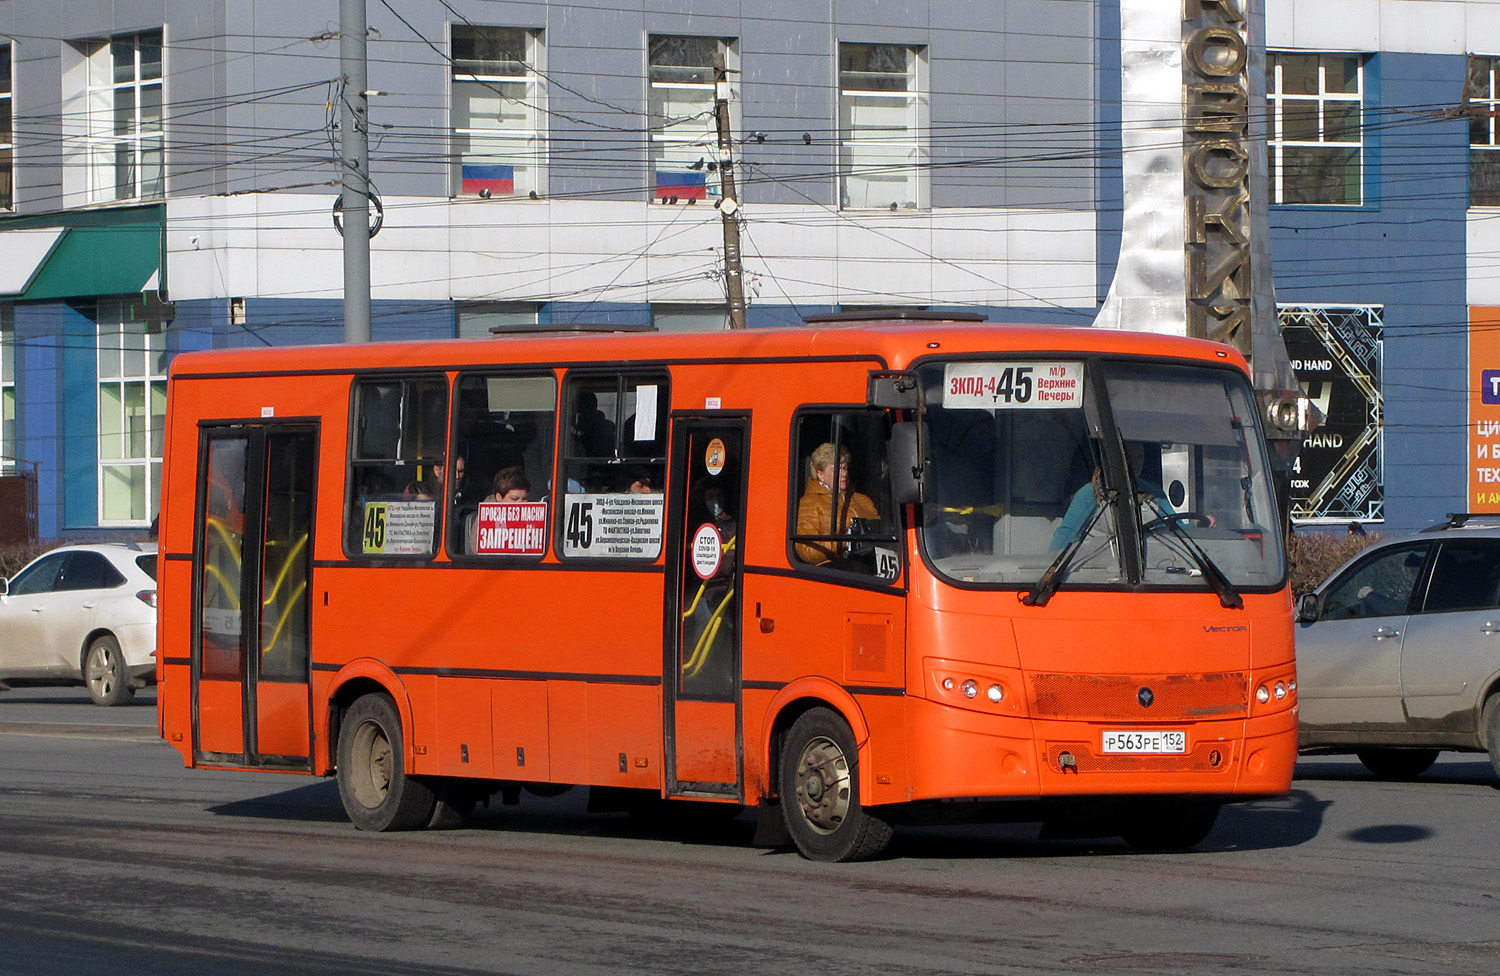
xmin=918 ymin=358 xmax=1284 ymax=592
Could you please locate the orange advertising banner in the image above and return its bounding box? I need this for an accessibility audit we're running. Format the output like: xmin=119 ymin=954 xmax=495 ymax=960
xmin=1470 ymin=307 xmax=1500 ymax=512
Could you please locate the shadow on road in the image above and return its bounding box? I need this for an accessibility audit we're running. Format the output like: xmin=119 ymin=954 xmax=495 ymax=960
xmin=206 ymin=779 xmax=1336 ymax=861
xmin=1295 ymin=756 xmax=1499 ymax=789
xmin=890 ymin=788 xmax=1331 ymax=860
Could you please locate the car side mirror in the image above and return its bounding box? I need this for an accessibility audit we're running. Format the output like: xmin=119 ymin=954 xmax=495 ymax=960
xmin=1296 ymin=592 xmax=1321 ymax=623
xmin=0 ymin=577 xmax=8 ymax=597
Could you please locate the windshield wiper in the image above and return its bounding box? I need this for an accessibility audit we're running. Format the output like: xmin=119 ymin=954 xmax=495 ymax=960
xmin=1139 ymin=496 xmax=1243 ymax=610
xmin=1020 ymin=489 xmax=1115 ymax=607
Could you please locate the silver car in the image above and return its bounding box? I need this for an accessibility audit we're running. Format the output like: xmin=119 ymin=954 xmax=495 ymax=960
xmin=0 ymin=542 xmax=158 ymax=706
xmin=1296 ymin=516 xmax=1500 ymax=779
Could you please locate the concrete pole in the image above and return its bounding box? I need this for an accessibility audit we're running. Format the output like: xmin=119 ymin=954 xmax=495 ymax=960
xmin=340 ymin=0 xmax=371 ymax=343
xmin=714 ymin=55 xmax=747 ymax=330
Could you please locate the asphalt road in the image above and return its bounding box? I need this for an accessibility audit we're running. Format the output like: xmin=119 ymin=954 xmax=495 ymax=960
xmin=2 ymin=687 xmax=1498 ymax=976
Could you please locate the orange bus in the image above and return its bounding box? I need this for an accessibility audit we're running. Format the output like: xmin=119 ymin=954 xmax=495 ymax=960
xmin=156 ymin=315 xmax=1297 ymax=861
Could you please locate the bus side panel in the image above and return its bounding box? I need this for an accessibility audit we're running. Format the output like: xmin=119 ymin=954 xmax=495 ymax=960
xmin=433 ymin=677 xmax=496 ymax=778
xmin=157 ymin=557 xmax=195 ymax=765
xmin=547 ymin=680 xmax=589 ymax=783
xmin=585 ymin=683 xmax=662 ymax=789
xmin=853 ymin=693 xmax=909 ymax=807
xmin=491 ymin=680 xmax=550 ymax=780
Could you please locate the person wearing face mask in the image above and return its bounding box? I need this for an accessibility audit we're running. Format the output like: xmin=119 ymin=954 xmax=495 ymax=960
xmin=795 ymin=441 xmax=879 ymax=566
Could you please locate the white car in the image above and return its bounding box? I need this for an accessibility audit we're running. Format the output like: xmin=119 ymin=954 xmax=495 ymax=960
xmin=0 ymin=543 xmax=158 ymax=706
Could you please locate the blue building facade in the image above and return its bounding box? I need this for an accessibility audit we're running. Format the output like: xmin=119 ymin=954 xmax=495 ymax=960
xmin=0 ymin=1 xmax=1492 ymax=536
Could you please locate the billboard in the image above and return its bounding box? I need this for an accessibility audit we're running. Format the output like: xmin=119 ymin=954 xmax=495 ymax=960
xmin=1280 ymin=305 xmax=1383 ymax=522
xmin=1469 ymin=307 xmax=1500 ymax=512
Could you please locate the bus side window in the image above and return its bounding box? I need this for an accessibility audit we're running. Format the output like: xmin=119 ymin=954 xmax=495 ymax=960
xmin=559 ymin=372 xmax=669 ymax=560
xmin=789 ymin=411 xmax=901 ymax=581
xmin=345 ymin=376 xmax=449 ymax=558
xmin=451 ymin=373 xmax=557 ymax=557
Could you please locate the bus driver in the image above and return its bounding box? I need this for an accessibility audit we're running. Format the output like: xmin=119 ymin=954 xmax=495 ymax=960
xmin=795 ymin=442 xmax=879 ymax=566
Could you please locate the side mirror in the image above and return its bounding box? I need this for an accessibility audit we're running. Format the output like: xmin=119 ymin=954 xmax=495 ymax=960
xmin=867 ymin=370 xmax=921 ymax=410
xmin=887 ymin=421 xmax=928 ymax=506
xmin=0 ymin=577 xmax=8 ymax=597
xmin=1295 ymin=592 xmax=1321 ymax=623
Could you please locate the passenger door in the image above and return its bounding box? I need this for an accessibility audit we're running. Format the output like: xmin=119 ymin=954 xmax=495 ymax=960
xmin=1297 ymin=542 xmax=1429 ymax=731
xmin=0 ymin=552 xmax=72 ymax=675
xmin=193 ymin=425 xmax=317 ymax=769
xmin=664 ymin=417 xmax=747 ymax=799
xmin=1398 ymin=540 xmax=1500 ymax=733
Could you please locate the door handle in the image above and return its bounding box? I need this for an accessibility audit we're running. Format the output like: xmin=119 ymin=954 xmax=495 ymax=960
xmin=30 ymin=606 xmax=43 ymax=613
xmin=1482 ymin=622 xmax=1500 ymax=635
xmin=1372 ymin=626 xmax=1400 ymax=639
xmin=81 ymin=603 xmax=97 ymax=610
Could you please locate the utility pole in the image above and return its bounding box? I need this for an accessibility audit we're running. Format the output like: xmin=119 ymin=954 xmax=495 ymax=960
xmin=713 ymin=55 xmax=747 ymax=330
xmin=340 ymin=0 xmax=371 ymax=343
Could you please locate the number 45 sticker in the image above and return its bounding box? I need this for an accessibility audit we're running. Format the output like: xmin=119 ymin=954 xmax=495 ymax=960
xmin=874 ymin=546 xmax=899 ymax=581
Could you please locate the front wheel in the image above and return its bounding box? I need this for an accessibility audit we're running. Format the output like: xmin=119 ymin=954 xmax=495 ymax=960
xmin=336 ymin=693 xmax=436 ymax=831
xmin=84 ymin=635 xmax=133 ymax=707
xmin=1356 ymin=747 xmax=1439 ymax=780
xmin=778 ymin=708 xmax=892 ymax=862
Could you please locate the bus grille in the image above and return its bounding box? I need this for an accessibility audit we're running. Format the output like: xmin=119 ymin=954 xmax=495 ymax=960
xmin=1043 ymin=742 xmax=1236 ymax=774
xmin=1030 ymin=672 xmax=1247 ymax=721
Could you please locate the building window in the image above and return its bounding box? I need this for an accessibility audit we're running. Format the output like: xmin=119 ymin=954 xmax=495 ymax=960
xmin=1469 ymin=56 xmax=1500 ymax=206
xmin=1 ymin=305 xmax=14 ymax=457
xmin=68 ymin=30 xmax=164 ymax=205
xmin=1267 ymin=52 xmax=1364 ymax=206
xmin=97 ymin=301 xmax=168 ymax=525
xmin=650 ymin=304 xmax=729 ymax=332
xmin=452 ymin=26 xmax=543 ymax=199
xmin=648 ymin=36 xmax=729 ymax=203
xmin=457 ymin=302 xmax=540 ymax=338
xmin=838 ymin=43 xmax=926 ymax=210
xmin=1 ymin=42 xmax=12 ymax=210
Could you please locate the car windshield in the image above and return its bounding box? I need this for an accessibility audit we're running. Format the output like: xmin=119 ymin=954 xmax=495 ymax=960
xmin=918 ymin=358 xmax=1284 ymax=592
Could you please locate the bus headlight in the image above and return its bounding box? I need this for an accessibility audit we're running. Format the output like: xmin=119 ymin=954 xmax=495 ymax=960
xmin=1256 ymin=684 xmax=1271 ymax=704
xmin=961 ymin=679 xmax=978 ymax=699
xmin=987 ymin=684 xmax=1003 ymax=703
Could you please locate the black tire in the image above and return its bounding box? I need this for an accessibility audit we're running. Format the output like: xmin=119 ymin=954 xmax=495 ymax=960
xmin=84 ymin=635 xmax=134 ymax=707
xmin=1484 ymin=699 xmax=1500 ymax=783
xmin=778 ymin=707 xmax=893 ymax=862
xmin=1118 ymin=798 xmax=1220 ymax=852
xmin=1356 ymin=747 xmax=1440 ymax=780
xmin=426 ymin=778 xmax=484 ymax=829
xmin=336 ymin=693 xmax=436 ymax=831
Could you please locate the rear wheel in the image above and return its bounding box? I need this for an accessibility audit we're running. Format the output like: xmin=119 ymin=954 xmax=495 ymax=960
xmin=1356 ymin=747 xmax=1439 ymax=780
xmin=1484 ymin=698 xmax=1500 ymax=782
xmin=1118 ymin=799 xmax=1220 ymax=852
xmin=336 ymin=693 xmax=436 ymax=831
xmin=778 ymin=708 xmax=892 ymax=862
xmin=84 ymin=635 xmax=133 ymax=707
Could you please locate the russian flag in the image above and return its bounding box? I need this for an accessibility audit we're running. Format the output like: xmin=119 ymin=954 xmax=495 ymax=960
xmin=462 ymin=164 xmax=515 ymax=196
xmin=656 ymin=170 xmax=707 ymax=201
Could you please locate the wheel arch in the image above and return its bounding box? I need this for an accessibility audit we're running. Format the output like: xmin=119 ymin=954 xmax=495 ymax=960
xmin=77 ymin=628 xmax=118 ymax=676
xmin=759 ymin=677 xmax=872 ymax=805
xmin=324 ymin=661 xmax=412 ymax=773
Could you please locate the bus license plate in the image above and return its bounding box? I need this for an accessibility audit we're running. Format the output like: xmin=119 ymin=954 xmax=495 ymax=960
xmin=1101 ymin=730 xmax=1187 ymax=754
